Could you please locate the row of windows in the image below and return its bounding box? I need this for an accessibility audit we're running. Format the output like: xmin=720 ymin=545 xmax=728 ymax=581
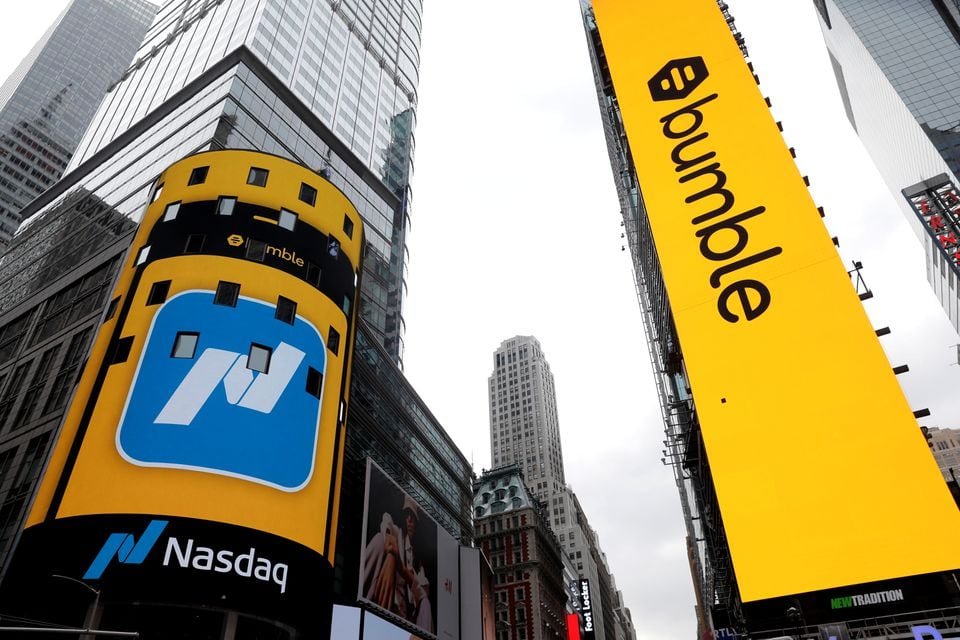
xmin=479 ymin=514 xmax=522 ymax=534
xmin=107 ymin=280 xmax=342 ymax=359
xmin=0 ymin=433 xmax=51 ymax=559
xmin=494 ymin=570 xmax=526 ymax=587
xmin=161 ymin=164 xmax=356 ymax=239
xmin=134 ymin=232 xmax=351 ymax=316
xmin=166 ymin=329 xmax=324 ymax=400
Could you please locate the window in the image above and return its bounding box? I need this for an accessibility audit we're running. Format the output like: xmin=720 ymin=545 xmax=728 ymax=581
xmin=218 ymin=197 xmax=236 ymax=216
xmin=163 ymin=201 xmax=181 ymax=221
xmin=342 ymin=295 xmax=351 ymax=315
xmin=111 ymin=337 xmax=134 ymax=364
xmin=343 ymin=214 xmax=354 ymax=239
xmin=135 ymin=246 xmax=151 ymax=266
xmin=11 ymin=433 xmax=50 ymax=494
xmin=42 ymin=327 xmax=91 ymax=414
xmin=299 ymin=182 xmax=317 ymax=206
xmin=276 ymin=296 xmax=297 ymax=324
xmin=151 ymin=183 xmax=163 ymax=203
xmin=171 ymin=332 xmax=199 ymax=359
xmin=247 ymin=344 xmax=271 ymax=373
xmin=813 ymin=0 xmax=831 ymax=28
xmin=306 ymin=367 xmax=323 ymax=398
xmin=279 ymin=209 xmax=297 ymax=231
xmin=327 ymin=327 xmax=340 ymax=355
xmin=306 ymin=262 xmax=321 ymax=287
xmin=188 ymin=166 xmax=209 ymax=185
xmin=105 ymin=296 xmax=120 ymax=320
xmin=184 ymin=234 xmax=205 ymax=254
xmin=247 ymin=167 xmax=269 ymax=187
xmin=245 ymin=238 xmax=266 ymax=261
xmin=147 ymin=281 xmax=171 ymax=306
xmin=214 ymin=281 xmax=240 ymax=307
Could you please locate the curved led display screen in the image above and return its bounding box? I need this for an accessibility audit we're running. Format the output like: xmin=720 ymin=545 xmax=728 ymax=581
xmin=1 ymin=150 xmax=364 ymax=634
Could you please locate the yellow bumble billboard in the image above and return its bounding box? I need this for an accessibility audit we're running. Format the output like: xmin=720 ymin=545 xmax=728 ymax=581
xmin=592 ymin=0 xmax=960 ymax=604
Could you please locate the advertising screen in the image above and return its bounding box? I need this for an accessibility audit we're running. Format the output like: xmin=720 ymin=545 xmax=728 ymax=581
xmin=567 ymin=613 xmax=583 ymax=640
xmin=460 ymin=547 xmax=482 ymax=640
xmin=592 ymin=0 xmax=960 ymax=606
xmin=480 ymin=551 xmax=496 ymax=640
xmin=580 ymin=579 xmax=596 ymax=640
xmin=459 ymin=546 xmax=496 ymax=640
xmin=0 ymin=151 xmax=364 ymax=634
xmin=359 ymin=460 xmax=460 ymax=640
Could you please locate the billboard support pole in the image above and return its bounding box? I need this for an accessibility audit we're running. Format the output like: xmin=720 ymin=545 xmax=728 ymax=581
xmin=0 ymin=629 xmax=137 ymax=637
xmin=50 ymin=573 xmax=101 ymax=640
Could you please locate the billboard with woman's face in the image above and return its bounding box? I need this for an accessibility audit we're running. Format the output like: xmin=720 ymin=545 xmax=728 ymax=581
xmin=359 ymin=460 xmax=459 ymax=640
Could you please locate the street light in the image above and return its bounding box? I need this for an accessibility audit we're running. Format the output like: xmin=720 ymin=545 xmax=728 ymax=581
xmin=50 ymin=574 xmax=100 ymax=640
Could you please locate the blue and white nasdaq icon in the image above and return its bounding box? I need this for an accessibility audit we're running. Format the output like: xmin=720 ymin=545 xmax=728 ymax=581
xmin=116 ymin=291 xmax=327 ymax=491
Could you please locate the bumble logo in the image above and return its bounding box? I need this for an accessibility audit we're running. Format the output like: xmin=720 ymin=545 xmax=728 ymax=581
xmin=648 ymin=57 xmax=709 ymax=102
xmin=651 ymin=56 xmax=782 ymax=322
xmin=227 ymin=234 xmax=244 ymax=247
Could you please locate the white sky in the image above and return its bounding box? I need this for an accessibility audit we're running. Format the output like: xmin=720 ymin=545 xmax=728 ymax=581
xmin=3 ymin=2 xmax=960 ymax=640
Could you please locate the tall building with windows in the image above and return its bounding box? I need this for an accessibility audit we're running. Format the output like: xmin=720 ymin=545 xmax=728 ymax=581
xmin=0 ymin=1 xmax=476 ymax=635
xmin=2 ymin=0 xmax=419 ymax=363
xmin=926 ymin=426 xmax=960 ymax=481
xmin=0 ymin=0 xmax=156 ymax=247
xmin=815 ymin=0 xmax=960 ymax=332
xmin=487 ymin=338 xmax=632 ymax=640
xmin=473 ymin=465 xmax=568 ymax=640
xmin=488 ymin=336 xmax=565 ymax=502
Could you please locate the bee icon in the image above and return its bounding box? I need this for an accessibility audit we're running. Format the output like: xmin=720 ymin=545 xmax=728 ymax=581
xmin=648 ymin=56 xmax=709 ymax=102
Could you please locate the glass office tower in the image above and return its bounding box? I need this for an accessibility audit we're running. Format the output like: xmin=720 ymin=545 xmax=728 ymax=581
xmin=0 ymin=2 xmax=474 ymax=633
xmin=0 ymin=0 xmax=156 ymax=247
xmin=816 ymin=0 xmax=960 ymax=332
xmin=2 ymin=0 xmax=419 ymax=363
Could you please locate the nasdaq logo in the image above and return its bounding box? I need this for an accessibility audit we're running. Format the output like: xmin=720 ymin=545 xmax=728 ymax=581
xmin=117 ymin=291 xmax=327 ymax=491
xmin=154 ymin=342 xmax=305 ymax=426
xmin=84 ymin=520 xmax=168 ymax=580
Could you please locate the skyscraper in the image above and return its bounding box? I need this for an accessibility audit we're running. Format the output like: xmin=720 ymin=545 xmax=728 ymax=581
xmin=0 ymin=0 xmax=477 ymax=633
xmin=2 ymin=0 xmax=419 ymax=363
xmin=815 ymin=0 xmax=960 ymax=332
xmin=0 ymin=0 xmax=156 ymax=247
xmin=472 ymin=465 xmax=568 ymax=640
xmin=488 ymin=336 xmax=565 ymax=502
xmin=487 ymin=337 xmax=633 ymax=640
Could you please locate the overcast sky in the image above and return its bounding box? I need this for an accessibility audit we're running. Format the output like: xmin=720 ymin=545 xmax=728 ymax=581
xmin=3 ymin=2 xmax=960 ymax=640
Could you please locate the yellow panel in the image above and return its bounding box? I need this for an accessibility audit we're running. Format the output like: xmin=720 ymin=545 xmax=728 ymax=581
xmin=27 ymin=151 xmax=362 ymax=558
xmin=592 ymin=0 xmax=960 ymax=602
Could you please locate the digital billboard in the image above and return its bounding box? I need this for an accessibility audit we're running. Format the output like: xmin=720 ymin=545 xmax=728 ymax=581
xmin=580 ymin=579 xmax=596 ymax=640
xmin=459 ymin=546 xmax=496 ymax=640
xmin=359 ymin=460 xmax=460 ymax=640
xmin=592 ymin=0 xmax=960 ymax=610
xmin=0 ymin=150 xmax=364 ymax=633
